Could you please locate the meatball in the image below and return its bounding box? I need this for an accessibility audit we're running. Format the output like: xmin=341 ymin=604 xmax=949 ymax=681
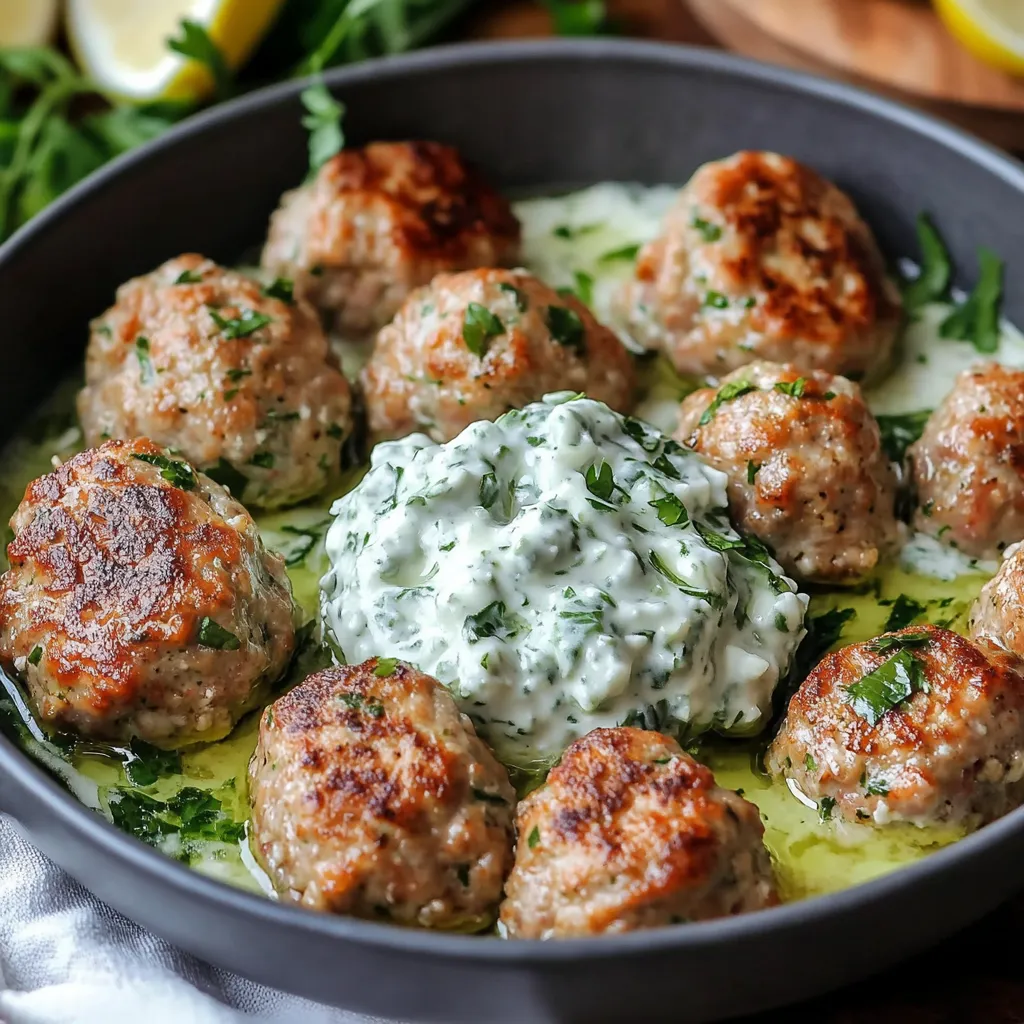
xmin=499 ymin=728 xmax=777 ymax=938
xmin=909 ymin=364 xmax=1024 ymax=559
xmin=261 ymin=141 xmax=521 ymax=337
xmin=77 ymin=254 xmax=353 ymax=510
xmin=767 ymin=625 xmax=1024 ymax=828
xmin=0 ymin=439 xmax=296 ymax=746
xmin=616 ymin=151 xmax=902 ymax=379
xmin=676 ymin=361 xmax=899 ymax=583
xmin=248 ymin=659 xmax=515 ymax=928
xmin=969 ymin=542 xmax=1024 ymax=659
xmin=361 ymin=268 xmax=636 ymax=442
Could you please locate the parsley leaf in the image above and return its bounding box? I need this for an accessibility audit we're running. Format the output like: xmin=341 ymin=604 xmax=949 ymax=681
xmin=649 ymin=494 xmax=689 ymax=527
xmin=498 ymin=282 xmax=528 ymax=311
xmin=698 ymin=380 xmax=757 ymax=426
xmin=209 ymin=307 xmax=272 ymax=340
xmin=939 ymin=248 xmax=1003 ymax=354
xmin=876 ymin=410 xmax=931 ymax=463
xmin=167 ymin=20 xmax=231 ymax=100
xmin=124 ymin=739 xmax=182 ymax=788
xmin=261 ymin=277 xmax=294 ymax=303
xmin=883 ymin=595 xmax=927 ymax=632
xmin=300 ymin=80 xmax=345 ymax=174
xmin=545 ymin=305 xmax=585 ymax=350
xmin=846 ymin=647 xmax=925 ymax=726
xmin=131 ymin=452 xmax=197 ymax=490
xmin=463 ymin=302 xmax=504 ymax=357
xmin=774 ymin=377 xmax=808 ymax=398
xmin=463 ymin=601 xmax=525 ymax=643
xmin=135 ymin=336 xmax=154 ymax=384
xmin=27 ymin=646 xmax=42 ymax=666
xmin=818 ymin=796 xmax=837 ymax=822
xmin=649 ymin=551 xmax=715 ymax=604
xmin=544 ymin=0 xmax=607 ymax=35
xmin=197 ymin=617 xmax=241 ymax=651
xmin=691 ymin=215 xmax=722 ymax=242
xmin=791 ymin=607 xmax=856 ymax=683
xmin=527 ymin=825 xmax=541 ymax=849
xmin=174 ymin=269 xmax=203 ymax=285
xmin=204 ymin=457 xmax=247 ymax=497
xmin=572 ymin=270 xmax=594 ymax=306
xmin=903 ymin=212 xmax=952 ymax=312
xmin=599 ymin=243 xmax=640 ymax=264
xmin=868 ymin=629 xmax=932 ymax=655
xmin=584 ymin=462 xmax=614 ymax=501
xmin=374 ymin=658 xmax=399 ymax=677
xmin=249 ymin=451 xmax=275 ymax=469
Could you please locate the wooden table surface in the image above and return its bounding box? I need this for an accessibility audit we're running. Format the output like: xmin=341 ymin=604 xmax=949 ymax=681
xmin=459 ymin=3 xmax=1024 ymax=1021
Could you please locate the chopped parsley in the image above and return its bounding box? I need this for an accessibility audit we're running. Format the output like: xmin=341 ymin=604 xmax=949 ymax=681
xmin=691 ymin=214 xmax=723 ymax=242
xmin=572 ymin=270 xmax=594 ymax=306
xmin=276 ymin=520 xmax=330 ymax=567
xmin=174 ymin=269 xmax=204 ymax=285
xmin=249 ymin=451 xmax=275 ymax=469
xmin=865 ymin=776 xmax=890 ymax=797
xmin=553 ymin=222 xmax=600 ymax=240
xmin=498 ymin=282 xmax=528 ymax=311
xmin=208 ymin=307 xmax=273 ymax=340
xmin=463 ymin=601 xmax=525 ymax=643
xmin=649 ymin=551 xmax=715 ymax=604
xmin=374 ymin=658 xmax=399 ymax=677
xmin=545 ymin=305 xmax=585 ymax=350
xmin=131 ymin=452 xmax=197 ymax=490
xmin=599 ymin=243 xmax=640 ymax=264
xmin=649 ymin=493 xmax=689 ymax=527
xmin=846 ymin=647 xmax=925 ymax=726
xmin=527 ymin=825 xmax=541 ymax=849
xmin=805 ymin=753 xmax=817 ymax=771
xmin=703 ymin=290 xmax=729 ymax=309
xmin=697 ymin=380 xmax=757 ymax=426
xmin=790 ymin=607 xmax=856 ymax=684
xmin=197 ymin=617 xmax=241 ymax=651
xmin=883 ymin=595 xmax=926 ymax=632
xmin=124 ymin=739 xmax=182 ymax=788
xmin=584 ymin=461 xmax=614 ymax=501
xmin=746 ymin=460 xmax=760 ymax=485
xmin=261 ymin=277 xmax=295 ymax=303
xmin=301 ymin=80 xmax=345 ymax=173
xmin=204 ymin=458 xmax=247 ymax=497
xmin=27 ymin=646 xmax=42 ymax=666
xmin=463 ymin=302 xmax=504 ymax=357
xmin=108 ymin=786 xmax=244 ymax=850
xmin=868 ymin=629 xmax=932 ymax=655
xmin=876 ymin=410 xmax=931 ymax=463
xmin=135 ymin=336 xmax=154 ymax=384
xmin=818 ymin=796 xmax=837 ymax=822
xmin=774 ymin=377 xmax=808 ymax=399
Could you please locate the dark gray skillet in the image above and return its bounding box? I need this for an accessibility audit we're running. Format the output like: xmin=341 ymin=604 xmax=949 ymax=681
xmin=1 ymin=38 xmax=1023 ymax=1024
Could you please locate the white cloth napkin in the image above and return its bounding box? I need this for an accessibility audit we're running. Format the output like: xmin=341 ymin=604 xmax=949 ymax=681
xmin=0 ymin=815 xmax=401 ymax=1024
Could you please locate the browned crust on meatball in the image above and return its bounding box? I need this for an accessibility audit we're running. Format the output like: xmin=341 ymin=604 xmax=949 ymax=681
xmin=767 ymin=625 xmax=1024 ymax=827
xmin=970 ymin=542 xmax=1024 ymax=660
xmin=910 ymin=364 xmax=1024 ymax=559
xmin=261 ymin=142 xmax=521 ymax=336
xmin=499 ymin=728 xmax=777 ymax=938
xmin=618 ymin=152 xmax=902 ymax=379
xmin=0 ymin=438 xmax=295 ymax=745
xmin=676 ymin=361 xmax=899 ymax=583
xmin=78 ymin=255 xmax=353 ymax=510
xmin=248 ymin=659 xmax=515 ymax=928
xmin=361 ymin=268 xmax=636 ymax=442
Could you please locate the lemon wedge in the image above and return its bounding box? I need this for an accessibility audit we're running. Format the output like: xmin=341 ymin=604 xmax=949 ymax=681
xmin=934 ymin=0 xmax=1024 ymax=76
xmin=66 ymin=0 xmax=285 ymax=103
xmin=0 ymin=0 xmax=59 ymax=46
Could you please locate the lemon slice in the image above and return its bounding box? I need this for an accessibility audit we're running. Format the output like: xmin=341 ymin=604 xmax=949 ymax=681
xmin=0 ymin=0 xmax=59 ymax=46
xmin=934 ymin=0 xmax=1024 ymax=76
xmin=66 ymin=0 xmax=285 ymax=103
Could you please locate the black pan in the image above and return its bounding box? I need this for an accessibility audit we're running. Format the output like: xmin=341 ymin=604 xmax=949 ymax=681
xmin=1 ymin=39 xmax=1023 ymax=1024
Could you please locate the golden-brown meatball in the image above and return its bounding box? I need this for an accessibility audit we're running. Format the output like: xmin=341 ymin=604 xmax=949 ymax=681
xmin=77 ymin=254 xmax=353 ymax=510
xmin=361 ymin=268 xmax=636 ymax=442
xmin=969 ymin=542 xmax=1024 ymax=659
xmin=676 ymin=361 xmax=899 ymax=584
xmin=261 ymin=141 xmax=521 ymax=337
xmin=910 ymin=364 xmax=1024 ymax=559
xmin=767 ymin=625 xmax=1024 ymax=828
xmin=248 ymin=659 xmax=515 ymax=929
xmin=499 ymin=728 xmax=777 ymax=938
xmin=0 ymin=438 xmax=296 ymax=746
xmin=616 ymin=151 xmax=902 ymax=379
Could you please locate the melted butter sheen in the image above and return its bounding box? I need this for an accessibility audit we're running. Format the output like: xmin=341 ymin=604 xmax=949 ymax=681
xmin=0 ymin=182 xmax=1017 ymax=905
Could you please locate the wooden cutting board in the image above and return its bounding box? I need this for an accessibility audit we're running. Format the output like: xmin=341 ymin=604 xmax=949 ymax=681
xmin=687 ymin=0 xmax=1024 ymax=149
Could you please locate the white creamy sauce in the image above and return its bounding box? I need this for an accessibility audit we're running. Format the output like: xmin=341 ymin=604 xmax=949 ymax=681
xmin=321 ymin=394 xmax=807 ymax=764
